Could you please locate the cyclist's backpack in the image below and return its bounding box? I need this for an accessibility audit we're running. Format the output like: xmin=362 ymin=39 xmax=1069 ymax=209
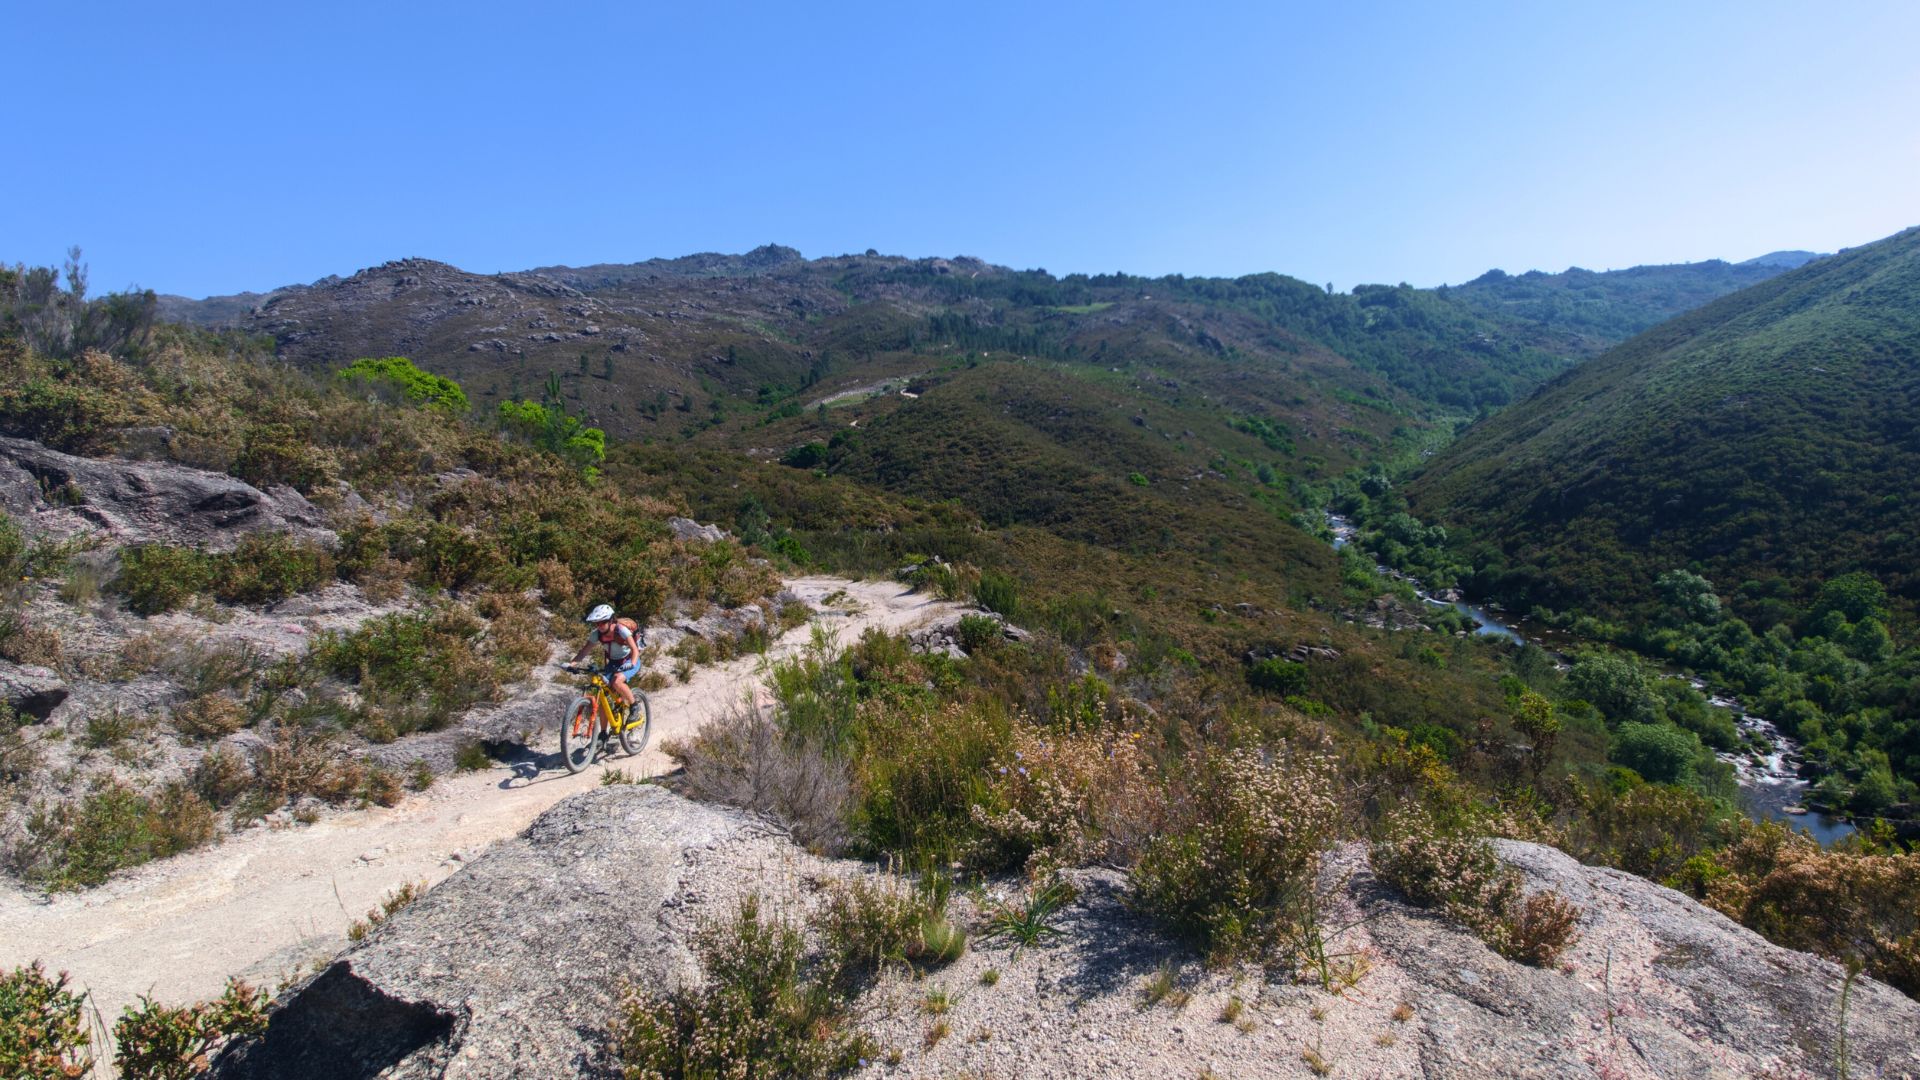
xmin=602 ymin=616 xmax=644 ymax=647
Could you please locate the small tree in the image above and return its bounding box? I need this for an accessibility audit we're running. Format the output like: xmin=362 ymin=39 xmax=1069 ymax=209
xmin=1511 ymin=688 xmax=1561 ymax=778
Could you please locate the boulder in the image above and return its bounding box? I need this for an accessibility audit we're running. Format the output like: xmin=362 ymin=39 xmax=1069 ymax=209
xmin=666 ymin=516 xmax=728 ymax=544
xmin=0 ymin=437 xmax=331 ymax=550
xmin=0 ymin=661 xmax=68 ymax=721
xmin=210 ymin=786 xmax=788 ymax=1080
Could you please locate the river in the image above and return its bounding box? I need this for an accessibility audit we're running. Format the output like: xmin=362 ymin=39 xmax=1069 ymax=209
xmin=1325 ymin=513 xmax=1856 ymax=845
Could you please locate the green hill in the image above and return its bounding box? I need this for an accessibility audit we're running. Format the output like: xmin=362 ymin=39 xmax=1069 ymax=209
xmin=1409 ymin=225 xmax=1920 ymax=621
xmin=1446 ymin=258 xmax=1793 ymax=358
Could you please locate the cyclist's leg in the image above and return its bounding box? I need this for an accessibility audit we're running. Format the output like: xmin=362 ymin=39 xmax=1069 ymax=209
xmin=606 ymin=659 xmax=638 ymax=710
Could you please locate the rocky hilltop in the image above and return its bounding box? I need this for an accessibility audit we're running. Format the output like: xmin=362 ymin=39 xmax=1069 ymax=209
xmin=213 ymin=785 xmax=1920 ymax=1080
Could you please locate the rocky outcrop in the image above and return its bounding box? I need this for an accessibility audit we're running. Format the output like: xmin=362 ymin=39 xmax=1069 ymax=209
xmin=210 ymin=786 xmax=791 ymax=1080
xmin=0 ymin=661 xmax=68 ymax=721
xmin=1335 ymin=840 xmax=1920 ymax=1078
xmin=0 ymin=437 xmax=331 ymax=550
xmin=906 ymin=612 xmax=1031 ymax=660
xmin=665 ymin=516 xmax=728 ymax=543
xmin=214 ymin=786 xmax=1920 ymax=1080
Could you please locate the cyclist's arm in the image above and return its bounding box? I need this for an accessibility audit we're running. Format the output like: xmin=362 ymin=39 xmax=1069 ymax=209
xmin=569 ymin=637 xmax=596 ymax=664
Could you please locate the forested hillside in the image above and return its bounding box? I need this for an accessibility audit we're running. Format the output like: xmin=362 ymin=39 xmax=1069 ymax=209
xmin=1409 ymin=226 xmax=1920 ymax=622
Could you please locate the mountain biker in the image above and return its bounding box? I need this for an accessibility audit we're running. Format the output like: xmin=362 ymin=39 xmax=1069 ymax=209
xmin=571 ymin=603 xmax=643 ymax=717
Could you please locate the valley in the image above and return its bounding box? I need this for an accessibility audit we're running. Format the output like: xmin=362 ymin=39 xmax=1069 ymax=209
xmin=2 ymin=234 xmax=1916 ymax=1079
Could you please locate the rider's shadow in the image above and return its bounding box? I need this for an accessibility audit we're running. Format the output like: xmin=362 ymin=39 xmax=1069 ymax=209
xmin=492 ymin=742 xmax=568 ymax=787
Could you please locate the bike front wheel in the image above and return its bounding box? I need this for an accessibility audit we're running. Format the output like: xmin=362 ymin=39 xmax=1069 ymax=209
xmin=559 ymin=696 xmax=605 ymax=774
xmin=618 ymin=692 xmax=652 ymax=757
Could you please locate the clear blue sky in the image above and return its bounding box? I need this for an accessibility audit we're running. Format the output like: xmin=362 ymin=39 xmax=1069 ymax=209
xmin=5 ymin=0 xmax=1916 ymax=297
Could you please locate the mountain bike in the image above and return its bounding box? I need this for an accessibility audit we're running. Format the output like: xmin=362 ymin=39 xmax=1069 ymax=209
xmin=556 ymin=664 xmax=652 ymax=773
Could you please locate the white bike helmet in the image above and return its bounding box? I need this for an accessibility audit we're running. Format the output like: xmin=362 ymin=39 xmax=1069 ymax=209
xmin=585 ymin=603 xmax=615 ymax=623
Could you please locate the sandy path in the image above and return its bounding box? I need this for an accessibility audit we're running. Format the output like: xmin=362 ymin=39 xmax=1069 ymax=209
xmin=0 ymin=576 xmax=960 ymax=1021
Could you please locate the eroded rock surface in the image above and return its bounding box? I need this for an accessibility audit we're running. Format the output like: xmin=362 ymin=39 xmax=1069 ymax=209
xmin=0 ymin=437 xmax=330 ymax=549
xmin=0 ymin=661 xmax=68 ymax=721
xmin=210 ymin=786 xmax=794 ymax=1080
xmin=212 ymin=786 xmax=1920 ymax=1079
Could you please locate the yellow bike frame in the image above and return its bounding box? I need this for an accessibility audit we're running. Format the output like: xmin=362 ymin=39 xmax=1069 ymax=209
xmin=570 ymin=671 xmax=636 ymax=740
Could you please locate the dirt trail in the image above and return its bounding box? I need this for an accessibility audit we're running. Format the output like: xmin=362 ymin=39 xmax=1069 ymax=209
xmin=0 ymin=576 xmax=960 ymax=1021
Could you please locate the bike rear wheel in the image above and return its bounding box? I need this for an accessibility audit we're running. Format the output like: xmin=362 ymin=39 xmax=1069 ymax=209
xmin=618 ymin=692 xmax=652 ymax=757
xmin=559 ymin=696 xmax=604 ymax=774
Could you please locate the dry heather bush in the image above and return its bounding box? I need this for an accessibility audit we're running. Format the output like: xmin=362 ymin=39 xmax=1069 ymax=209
xmin=0 ymin=617 xmax=63 ymax=667
xmin=13 ymin=780 xmax=217 ymax=890
xmin=361 ymin=765 xmax=405 ymax=807
xmin=667 ymin=704 xmax=852 ymax=853
xmin=190 ymin=746 xmax=252 ymax=808
xmin=253 ymin=726 xmax=362 ymax=808
xmin=1503 ymin=891 xmax=1584 ymax=968
xmin=171 ymin=692 xmax=246 ymax=740
xmin=970 ymin=720 xmax=1160 ymax=874
xmin=170 ymin=640 xmax=269 ymax=699
xmin=346 ymin=880 xmax=427 ymax=942
xmin=1 ymin=719 xmax=44 ymax=789
xmin=1131 ymin=744 xmax=1343 ymax=961
xmin=815 ymin=872 xmax=966 ymax=977
xmin=1693 ymin=820 xmax=1920 ymax=996
xmin=1370 ymin=805 xmax=1582 ymax=968
xmin=615 ymin=895 xmax=870 ymax=1079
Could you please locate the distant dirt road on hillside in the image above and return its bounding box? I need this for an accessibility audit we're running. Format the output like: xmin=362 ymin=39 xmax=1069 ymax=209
xmin=0 ymin=576 xmax=962 ymax=1024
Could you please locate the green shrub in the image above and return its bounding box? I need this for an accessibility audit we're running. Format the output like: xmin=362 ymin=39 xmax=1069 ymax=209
xmin=0 ymin=962 xmax=93 ymax=1078
xmin=815 ymin=873 xmax=965 ymax=977
xmin=82 ymin=709 xmax=142 ymax=748
xmin=497 ymin=397 xmax=605 ymax=474
xmin=854 ymin=702 xmax=1010 ymax=868
xmin=116 ymin=544 xmax=213 ymax=615
xmin=453 ymin=740 xmax=492 ymax=772
xmin=214 ymin=532 xmax=335 ymax=606
xmin=17 ymin=780 xmax=217 ymax=890
xmin=780 ymin=442 xmax=829 ymax=469
xmin=956 ymin=614 xmax=1003 ymax=653
xmin=1131 ymin=745 xmax=1341 ymax=960
xmin=0 ymin=511 xmax=26 ymax=581
xmin=338 ymin=356 xmax=469 ymax=414
xmin=234 ymin=422 xmax=333 ymax=491
xmin=613 ymin=895 xmax=869 ymax=1079
xmin=310 ymin=600 xmax=547 ymax=737
xmin=1245 ymin=657 xmax=1307 ymax=695
xmin=974 ymin=569 xmax=1020 ymax=617
xmin=1610 ymin=721 xmax=1701 ymax=785
xmin=0 ymin=375 xmax=126 ymax=453
xmin=113 ymin=978 xmax=268 ymax=1080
